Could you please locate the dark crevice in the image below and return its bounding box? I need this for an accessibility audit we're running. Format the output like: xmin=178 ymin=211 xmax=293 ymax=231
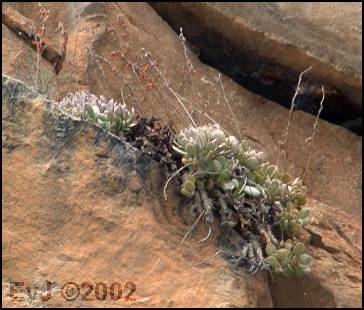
xmin=149 ymin=3 xmax=362 ymax=136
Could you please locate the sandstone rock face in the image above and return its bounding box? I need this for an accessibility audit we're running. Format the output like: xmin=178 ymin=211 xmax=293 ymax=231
xmin=2 ymin=75 xmax=272 ymax=307
xmin=2 ymin=2 xmax=362 ymax=307
xmin=2 ymin=2 xmax=361 ymax=223
xmin=2 ymin=75 xmax=362 ymax=307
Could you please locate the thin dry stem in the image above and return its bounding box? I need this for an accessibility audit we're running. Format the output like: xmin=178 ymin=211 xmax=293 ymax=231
xmin=179 ymin=27 xmax=194 ymax=74
xmin=153 ymin=85 xmax=180 ymax=121
xmin=302 ymin=85 xmax=325 ymax=180
xmin=179 ymin=250 xmax=223 ymax=272
xmin=163 ymin=164 xmax=192 ymax=201
xmin=180 ymin=210 xmax=205 ymax=247
xmin=34 ymin=45 xmax=41 ymax=90
xmin=276 ymin=66 xmax=312 ymax=167
xmin=145 ymin=51 xmax=197 ymax=128
xmin=55 ymin=21 xmax=68 ymax=57
xmin=69 ymin=13 xmax=81 ymax=91
xmin=126 ymin=83 xmax=143 ymax=113
xmin=198 ymin=226 xmax=212 ymax=244
xmin=217 ymin=73 xmax=242 ymax=140
xmin=34 ymin=3 xmax=49 ymax=91
xmin=120 ymin=87 xmax=126 ymax=105
xmin=94 ymin=54 xmax=111 ymax=95
xmin=41 ymin=63 xmax=56 ymax=94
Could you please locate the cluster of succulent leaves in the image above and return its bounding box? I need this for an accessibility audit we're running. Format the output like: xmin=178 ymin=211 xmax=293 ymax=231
xmin=265 ymin=241 xmax=311 ymax=276
xmin=172 ymin=124 xmax=311 ymax=276
xmin=279 ymin=202 xmax=310 ymax=236
xmin=57 ymin=91 xmax=137 ymax=136
xmin=173 ymin=125 xmax=242 ymax=198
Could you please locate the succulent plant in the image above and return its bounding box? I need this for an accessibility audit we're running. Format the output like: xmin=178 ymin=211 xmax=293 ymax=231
xmin=173 ymin=124 xmax=306 ymax=203
xmin=172 ymin=124 xmax=238 ymax=192
xmin=239 ymin=149 xmax=265 ymax=173
xmin=254 ymin=162 xmax=279 ymax=184
xmin=55 ymin=87 xmax=312 ymax=279
xmin=278 ymin=202 xmax=310 ymax=237
xmin=57 ymin=91 xmax=137 ymax=136
xmin=265 ymin=241 xmax=312 ymax=276
xmin=170 ymin=123 xmax=311 ymax=276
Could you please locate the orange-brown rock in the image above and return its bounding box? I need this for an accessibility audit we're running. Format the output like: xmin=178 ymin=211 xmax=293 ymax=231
xmin=2 ymin=75 xmax=273 ymax=307
xmin=269 ymin=198 xmax=362 ymax=308
xmin=2 ymin=2 xmax=362 ymax=308
xmin=2 ymin=73 xmax=362 ymax=307
xmin=2 ymin=2 xmax=361 ymax=223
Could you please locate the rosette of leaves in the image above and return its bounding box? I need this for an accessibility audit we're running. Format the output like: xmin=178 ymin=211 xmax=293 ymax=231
xmin=286 ymin=177 xmax=307 ymax=206
xmin=248 ymin=162 xmax=306 ymax=203
xmin=279 ymin=202 xmax=310 ymax=237
xmin=82 ymin=103 xmax=137 ymax=136
xmin=257 ymin=168 xmax=307 ymax=235
xmin=235 ymin=147 xmax=265 ymax=176
xmin=57 ymin=91 xmax=137 ymax=136
xmin=173 ymin=124 xmax=239 ymax=197
xmin=263 ymin=177 xmax=285 ymax=204
xmin=172 ymin=124 xmax=228 ymax=163
xmin=274 ymin=173 xmax=307 ymax=206
xmin=253 ymin=162 xmax=279 ymax=185
xmin=265 ymin=241 xmax=312 ymax=276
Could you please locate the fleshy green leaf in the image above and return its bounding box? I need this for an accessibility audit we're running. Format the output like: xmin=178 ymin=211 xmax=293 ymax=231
xmin=266 ymin=243 xmax=277 ymax=256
